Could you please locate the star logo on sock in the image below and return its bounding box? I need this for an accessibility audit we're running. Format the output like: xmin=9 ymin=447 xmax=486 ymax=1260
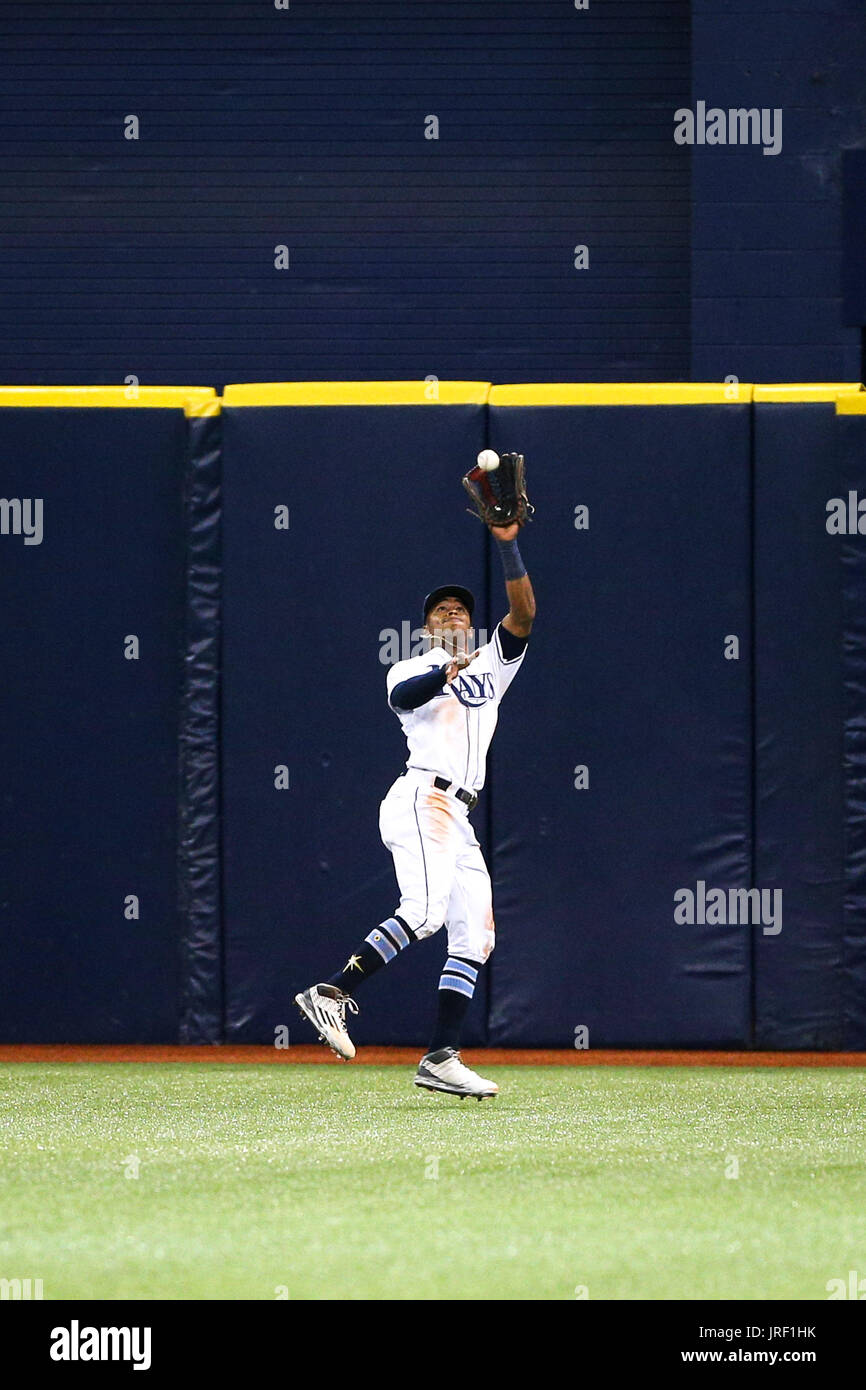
xmin=345 ymin=954 xmax=364 ymax=973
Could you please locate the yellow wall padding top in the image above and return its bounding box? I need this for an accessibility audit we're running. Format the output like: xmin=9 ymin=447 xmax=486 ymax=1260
xmin=222 ymin=381 xmax=491 ymax=407
xmin=489 ymin=383 xmax=754 ymax=406
xmin=836 ymin=393 xmax=866 ymax=414
xmin=184 ymin=394 xmax=222 ymax=417
xmin=754 ymin=384 xmax=862 ymax=402
xmin=0 ymin=386 xmax=217 ymax=414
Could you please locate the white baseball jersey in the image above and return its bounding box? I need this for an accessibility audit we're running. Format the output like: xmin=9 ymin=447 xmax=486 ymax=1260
xmin=385 ymin=623 xmax=526 ymax=793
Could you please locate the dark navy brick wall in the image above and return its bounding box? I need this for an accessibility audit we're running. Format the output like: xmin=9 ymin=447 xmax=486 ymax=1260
xmin=0 ymin=2 xmax=863 ymax=385
xmin=0 ymin=0 xmax=691 ymax=385
xmin=692 ymin=0 xmax=866 ymax=382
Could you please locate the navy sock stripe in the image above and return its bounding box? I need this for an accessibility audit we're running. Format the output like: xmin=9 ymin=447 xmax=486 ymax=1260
xmin=446 ymin=955 xmax=479 ymax=976
xmin=380 ymin=917 xmax=410 ymax=951
xmin=328 ymin=918 xmax=418 ymax=994
xmin=443 ymin=962 xmax=478 ymax=985
xmin=429 ymin=956 xmax=482 ymax=1052
xmin=439 ymin=973 xmax=475 ymax=998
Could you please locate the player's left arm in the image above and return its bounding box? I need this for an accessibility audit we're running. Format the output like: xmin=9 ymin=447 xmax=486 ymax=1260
xmin=490 ymin=521 xmax=535 ymax=639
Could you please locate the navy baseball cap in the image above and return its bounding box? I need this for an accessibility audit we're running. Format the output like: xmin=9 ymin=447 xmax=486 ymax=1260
xmin=422 ymin=585 xmax=475 ymax=624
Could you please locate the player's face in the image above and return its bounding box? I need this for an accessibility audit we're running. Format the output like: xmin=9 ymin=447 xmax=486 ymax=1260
xmin=425 ymin=599 xmax=472 ymax=654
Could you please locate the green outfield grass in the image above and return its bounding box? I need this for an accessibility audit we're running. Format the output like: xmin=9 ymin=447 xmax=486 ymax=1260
xmin=1 ymin=1063 xmax=864 ymax=1300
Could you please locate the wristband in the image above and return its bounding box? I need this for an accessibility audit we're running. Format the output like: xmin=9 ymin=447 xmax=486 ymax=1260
xmin=496 ymin=536 xmax=527 ymax=582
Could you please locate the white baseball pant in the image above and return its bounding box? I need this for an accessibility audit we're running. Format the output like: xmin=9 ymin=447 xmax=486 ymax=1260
xmin=378 ymin=769 xmax=495 ymax=964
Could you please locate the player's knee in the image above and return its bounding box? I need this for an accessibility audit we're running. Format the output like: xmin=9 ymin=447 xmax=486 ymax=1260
xmin=410 ymin=900 xmax=453 ymax=938
xmin=449 ymin=932 xmax=493 ymax=964
xmin=396 ymin=910 xmax=442 ymax=940
xmin=414 ymin=922 xmax=443 ymax=941
xmin=475 ymin=919 xmax=495 ymax=963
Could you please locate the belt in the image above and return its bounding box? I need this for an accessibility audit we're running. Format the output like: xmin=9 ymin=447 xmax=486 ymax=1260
xmin=433 ymin=775 xmax=479 ymax=813
xmin=401 ymin=768 xmax=479 ymax=812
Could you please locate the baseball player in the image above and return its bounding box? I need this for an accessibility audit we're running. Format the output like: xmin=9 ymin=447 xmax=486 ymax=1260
xmin=295 ymin=453 xmax=535 ymax=1099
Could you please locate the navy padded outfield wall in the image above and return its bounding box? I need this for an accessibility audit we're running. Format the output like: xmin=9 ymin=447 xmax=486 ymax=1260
xmin=752 ymin=388 xmax=856 ymax=1048
xmin=178 ymin=399 xmax=223 ymax=1043
xmin=838 ymin=398 xmax=866 ymax=1049
xmin=220 ymin=384 xmax=491 ymax=1046
xmin=0 ymin=388 xmax=214 ymax=1042
xmin=486 ymin=386 xmax=753 ymax=1047
xmin=2 ymin=382 xmax=864 ymax=1046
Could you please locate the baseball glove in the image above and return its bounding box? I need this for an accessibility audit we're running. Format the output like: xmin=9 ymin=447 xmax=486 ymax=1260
xmin=461 ymin=451 xmax=534 ymax=528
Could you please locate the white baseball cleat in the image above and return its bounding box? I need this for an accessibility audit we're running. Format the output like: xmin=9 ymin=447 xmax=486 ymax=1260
xmin=295 ymin=983 xmax=359 ymax=1060
xmin=413 ymin=1047 xmax=499 ymax=1100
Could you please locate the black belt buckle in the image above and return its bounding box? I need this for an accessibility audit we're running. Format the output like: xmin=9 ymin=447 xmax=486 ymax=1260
xmin=434 ymin=775 xmax=478 ymax=813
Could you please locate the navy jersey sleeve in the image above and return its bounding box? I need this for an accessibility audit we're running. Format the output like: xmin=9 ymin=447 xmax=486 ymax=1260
xmin=390 ymin=663 xmax=448 ymax=711
xmin=496 ymin=620 xmax=529 ymax=661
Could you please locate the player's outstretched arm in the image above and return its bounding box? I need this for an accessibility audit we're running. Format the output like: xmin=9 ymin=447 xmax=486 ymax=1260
xmin=490 ymin=521 xmax=535 ymax=638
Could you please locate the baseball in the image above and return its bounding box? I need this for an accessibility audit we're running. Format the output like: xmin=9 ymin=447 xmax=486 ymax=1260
xmin=476 ymin=449 xmax=500 ymax=472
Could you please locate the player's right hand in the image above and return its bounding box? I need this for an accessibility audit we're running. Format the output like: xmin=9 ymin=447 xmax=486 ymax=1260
xmin=444 ymin=650 xmax=479 ymax=684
